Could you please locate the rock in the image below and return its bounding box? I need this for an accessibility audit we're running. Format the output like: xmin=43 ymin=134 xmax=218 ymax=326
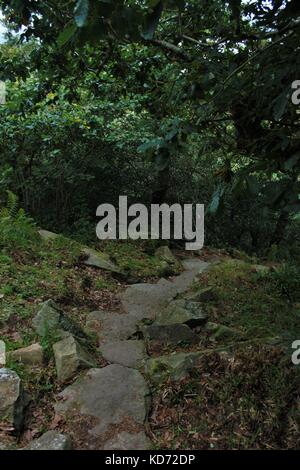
xmin=155 ymin=246 xmax=178 ymax=265
xmin=81 ymin=248 xmax=122 ymax=274
xmin=121 ymin=282 xmax=176 ymax=321
xmin=120 ymin=259 xmax=211 ymax=321
xmin=252 ymin=264 xmax=271 ymax=274
xmin=145 ymin=352 xmax=202 ymax=383
xmin=33 ymin=299 xmax=61 ymax=336
xmin=33 ymin=300 xmax=87 ymax=340
xmin=171 ymin=259 xmax=211 ymax=293
xmin=142 ymin=323 xmax=199 ymax=346
xmin=53 ymin=336 xmax=95 ymax=382
xmin=0 ymin=340 xmax=6 ymax=367
xmin=104 ymin=431 xmax=151 ymax=450
xmin=100 ymin=340 xmax=146 ymax=369
xmin=205 ymin=322 xmax=242 ymax=341
xmin=86 ymin=311 xmax=139 ymax=343
xmin=156 ymin=299 xmax=207 ymax=327
xmin=55 ymin=365 xmax=150 ymax=443
xmin=185 ymin=286 xmax=216 ymax=302
xmin=0 ymin=369 xmax=25 ymax=431
xmin=10 ymin=343 xmax=43 ymax=366
xmin=38 ymin=229 xmax=59 ymax=241
xmin=25 ymin=431 xmax=72 ymax=450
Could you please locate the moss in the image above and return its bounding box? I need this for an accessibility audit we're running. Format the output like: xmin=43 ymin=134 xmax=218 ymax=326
xmin=97 ymin=240 xmax=182 ymax=279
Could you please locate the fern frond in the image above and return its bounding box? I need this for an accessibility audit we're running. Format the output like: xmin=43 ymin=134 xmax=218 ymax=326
xmin=6 ymin=190 xmax=18 ymax=218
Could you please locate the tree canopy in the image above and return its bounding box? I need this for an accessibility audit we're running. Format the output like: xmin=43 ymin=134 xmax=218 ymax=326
xmin=0 ymin=0 xmax=299 ymax=247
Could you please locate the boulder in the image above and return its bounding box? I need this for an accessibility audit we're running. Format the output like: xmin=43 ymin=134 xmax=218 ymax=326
xmin=55 ymin=365 xmax=150 ymax=445
xmin=156 ymin=299 xmax=207 ymax=327
xmin=53 ymin=336 xmax=95 ymax=383
xmin=10 ymin=343 xmax=43 ymax=366
xmin=145 ymin=352 xmax=202 ymax=383
xmin=33 ymin=300 xmax=87 ymax=340
xmin=0 ymin=369 xmax=25 ymax=431
xmin=155 ymin=246 xmax=178 ymax=265
xmin=100 ymin=340 xmax=146 ymax=369
xmin=38 ymin=229 xmax=59 ymax=241
xmin=0 ymin=340 xmax=6 ymax=367
xmin=103 ymin=431 xmax=151 ymax=450
xmin=25 ymin=431 xmax=72 ymax=450
xmin=142 ymin=323 xmax=199 ymax=346
xmin=81 ymin=248 xmax=122 ymax=274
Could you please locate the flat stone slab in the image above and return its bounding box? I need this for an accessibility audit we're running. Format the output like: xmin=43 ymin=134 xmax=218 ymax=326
xmin=103 ymin=431 xmax=151 ymax=450
xmin=55 ymin=365 xmax=150 ymax=439
xmin=25 ymin=431 xmax=72 ymax=450
xmin=86 ymin=311 xmax=139 ymax=343
xmin=120 ymin=259 xmax=211 ymax=321
xmin=121 ymin=282 xmax=177 ymax=321
xmin=171 ymin=259 xmax=210 ymax=293
xmin=100 ymin=340 xmax=146 ymax=369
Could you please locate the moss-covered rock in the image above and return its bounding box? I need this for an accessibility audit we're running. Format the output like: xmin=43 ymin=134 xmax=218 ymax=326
xmin=32 ymin=300 xmax=87 ymax=340
xmin=156 ymin=299 xmax=207 ymax=327
xmin=142 ymin=323 xmax=199 ymax=347
xmin=145 ymin=352 xmax=202 ymax=383
xmin=185 ymin=286 xmax=217 ymax=302
xmin=205 ymin=322 xmax=243 ymax=341
xmin=81 ymin=247 xmax=123 ymax=274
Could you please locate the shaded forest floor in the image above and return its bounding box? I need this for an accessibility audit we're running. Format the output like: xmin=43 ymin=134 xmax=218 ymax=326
xmin=1 ymin=228 xmax=300 ymax=449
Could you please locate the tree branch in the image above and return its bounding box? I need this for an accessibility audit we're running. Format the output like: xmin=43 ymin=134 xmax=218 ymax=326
xmin=149 ymin=39 xmax=191 ymax=61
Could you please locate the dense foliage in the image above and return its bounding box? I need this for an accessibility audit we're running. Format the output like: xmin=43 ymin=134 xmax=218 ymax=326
xmin=0 ymin=0 xmax=299 ymax=253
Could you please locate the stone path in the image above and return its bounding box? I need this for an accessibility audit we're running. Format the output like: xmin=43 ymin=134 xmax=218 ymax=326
xmin=54 ymin=257 xmax=211 ymax=450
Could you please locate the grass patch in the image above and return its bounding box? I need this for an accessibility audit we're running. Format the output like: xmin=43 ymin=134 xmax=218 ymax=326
xmin=192 ymin=259 xmax=300 ymax=346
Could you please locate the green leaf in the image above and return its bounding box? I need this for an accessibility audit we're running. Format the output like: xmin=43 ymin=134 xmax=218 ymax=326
xmin=75 ymin=0 xmax=89 ymax=28
xmin=142 ymin=1 xmax=163 ymax=40
xmin=57 ymin=24 xmax=77 ymax=46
